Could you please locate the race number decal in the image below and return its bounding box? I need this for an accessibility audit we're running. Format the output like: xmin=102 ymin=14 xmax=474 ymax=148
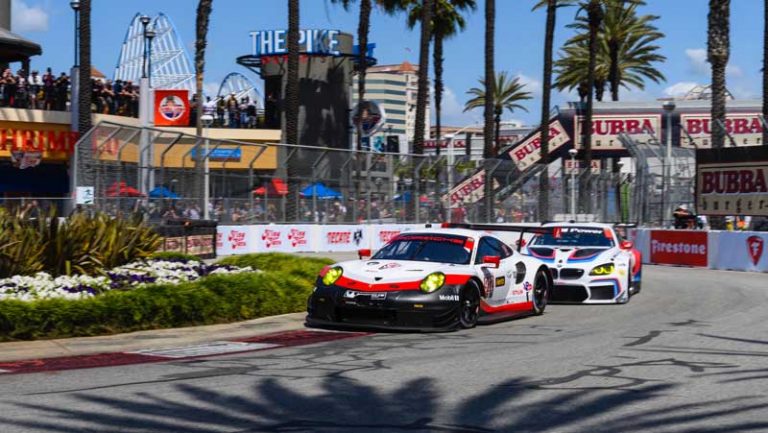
xmin=481 ymin=268 xmax=494 ymax=298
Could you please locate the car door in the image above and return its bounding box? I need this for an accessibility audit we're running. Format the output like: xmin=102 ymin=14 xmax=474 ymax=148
xmin=474 ymin=236 xmax=512 ymax=307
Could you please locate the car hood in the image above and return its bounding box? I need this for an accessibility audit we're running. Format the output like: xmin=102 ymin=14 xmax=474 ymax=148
xmin=334 ymin=259 xmax=468 ymax=284
xmin=528 ymin=246 xmax=618 ymax=265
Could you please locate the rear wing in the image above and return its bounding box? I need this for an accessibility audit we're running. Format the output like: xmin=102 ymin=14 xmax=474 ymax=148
xmin=439 ymin=222 xmax=553 ymax=252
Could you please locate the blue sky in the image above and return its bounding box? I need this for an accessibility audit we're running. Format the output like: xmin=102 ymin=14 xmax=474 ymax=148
xmin=10 ymin=0 xmax=766 ymax=126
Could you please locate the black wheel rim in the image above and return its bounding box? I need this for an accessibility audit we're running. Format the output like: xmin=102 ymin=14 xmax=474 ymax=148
xmin=534 ymin=275 xmax=548 ymax=310
xmin=461 ymin=289 xmax=479 ymax=324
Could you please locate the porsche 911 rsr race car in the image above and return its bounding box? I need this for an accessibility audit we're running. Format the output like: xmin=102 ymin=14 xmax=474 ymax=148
xmin=306 ymin=229 xmax=553 ymax=331
xmin=523 ymin=223 xmax=642 ymax=304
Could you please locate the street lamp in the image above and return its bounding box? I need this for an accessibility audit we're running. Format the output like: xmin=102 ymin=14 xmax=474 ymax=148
xmin=569 ymin=148 xmax=578 ymax=221
xmin=662 ymin=101 xmax=676 ymax=227
xmin=70 ymin=1 xmax=80 ymax=66
xmin=145 ymin=26 xmax=156 ymax=87
xmin=201 ymin=114 xmax=214 ymax=220
xmin=139 ymin=15 xmax=151 ymax=79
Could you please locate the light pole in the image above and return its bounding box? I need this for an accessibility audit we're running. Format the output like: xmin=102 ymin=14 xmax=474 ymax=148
xmin=70 ymin=1 xmax=79 ymax=66
xmin=662 ymin=101 xmax=675 ymax=227
xmin=68 ymin=0 xmax=80 ymax=215
xmin=139 ymin=15 xmax=151 ymax=78
xmin=145 ymin=26 xmax=156 ymax=87
xmin=569 ymin=148 xmax=578 ymax=221
xmin=201 ymin=114 xmax=214 ymax=220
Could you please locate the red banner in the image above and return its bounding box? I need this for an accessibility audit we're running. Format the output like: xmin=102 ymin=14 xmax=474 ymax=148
xmin=154 ymin=89 xmax=190 ymax=126
xmin=650 ymin=230 xmax=708 ymax=267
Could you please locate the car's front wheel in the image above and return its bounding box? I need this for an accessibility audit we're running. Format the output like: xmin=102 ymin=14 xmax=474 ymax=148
xmin=532 ymin=268 xmax=549 ymax=315
xmin=458 ymin=282 xmax=481 ymax=329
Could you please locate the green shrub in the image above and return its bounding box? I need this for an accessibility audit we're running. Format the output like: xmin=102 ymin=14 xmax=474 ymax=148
xmin=0 ymin=271 xmax=314 ymax=341
xmin=217 ymin=253 xmax=333 ymax=285
xmin=149 ymin=251 xmax=203 ymax=262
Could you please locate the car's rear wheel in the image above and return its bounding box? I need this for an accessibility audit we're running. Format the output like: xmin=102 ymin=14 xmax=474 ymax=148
xmin=532 ymin=269 xmax=549 ymax=315
xmin=459 ymin=282 xmax=480 ymax=329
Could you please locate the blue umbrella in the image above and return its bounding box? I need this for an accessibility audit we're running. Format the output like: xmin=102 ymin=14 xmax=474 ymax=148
xmin=149 ymin=186 xmax=179 ymax=199
xmin=301 ymin=182 xmax=342 ymax=199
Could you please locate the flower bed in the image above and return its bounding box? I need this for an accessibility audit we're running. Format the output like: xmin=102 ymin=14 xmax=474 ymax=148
xmin=0 ymin=260 xmax=254 ymax=302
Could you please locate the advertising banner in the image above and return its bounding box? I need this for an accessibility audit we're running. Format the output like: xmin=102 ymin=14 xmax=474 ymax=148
xmin=370 ymin=224 xmax=423 ymax=250
xmin=445 ymin=170 xmax=500 ymax=206
xmin=681 ymin=113 xmax=765 ymax=148
xmin=713 ymin=231 xmax=768 ymax=272
xmin=154 ymin=89 xmax=190 ymax=126
xmin=216 ymin=225 xmax=257 ymax=256
xmin=319 ymin=225 xmax=368 ymax=252
xmin=254 ymin=225 xmax=314 ymax=252
xmin=649 ymin=230 xmax=708 ymax=267
xmin=506 ymin=120 xmax=570 ymax=171
xmin=574 ymin=114 xmax=661 ymax=151
xmin=563 ymin=158 xmax=601 ymax=175
xmin=696 ymin=147 xmax=768 ymax=216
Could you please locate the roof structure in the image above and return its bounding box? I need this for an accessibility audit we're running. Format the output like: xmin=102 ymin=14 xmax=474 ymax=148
xmin=0 ymin=27 xmax=41 ymax=64
xmin=114 ymin=13 xmax=194 ymax=92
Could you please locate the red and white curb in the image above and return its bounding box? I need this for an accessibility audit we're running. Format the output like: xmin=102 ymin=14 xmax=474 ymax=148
xmin=0 ymin=330 xmax=371 ymax=375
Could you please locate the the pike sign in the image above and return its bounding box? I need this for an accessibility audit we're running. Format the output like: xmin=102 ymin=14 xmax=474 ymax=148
xmin=250 ymin=29 xmax=342 ymax=56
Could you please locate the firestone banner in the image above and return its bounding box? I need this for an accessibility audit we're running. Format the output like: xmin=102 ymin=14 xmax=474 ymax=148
xmin=154 ymin=89 xmax=190 ymax=126
xmin=714 ymin=232 xmax=768 ymax=272
xmin=574 ymin=114 xmax=661 ymax=151
xmin=506 ymin=120 xmax=569 ymax=171
xmin=649 ymin=230 xmax=709 ymax=267
xmin=681 ymin=113 xmax=765 ymax=148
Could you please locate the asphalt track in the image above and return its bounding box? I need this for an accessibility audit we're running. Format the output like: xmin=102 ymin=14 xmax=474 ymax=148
xmin=1 ymin=265 xmax=768 ymax=433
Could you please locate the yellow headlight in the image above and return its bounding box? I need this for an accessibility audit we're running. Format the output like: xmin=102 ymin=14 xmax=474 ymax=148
xmin=420 ymin=272 xmax=446 ymax=293
xmin=589 ymin=263 xmax=615 ymax=276
xmin=322 ymin=267 xmax=343 ymax=285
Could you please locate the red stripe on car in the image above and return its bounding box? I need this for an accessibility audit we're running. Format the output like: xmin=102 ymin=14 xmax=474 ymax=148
xmin=334 ymin=274 xmax=472 ymax=292
xmin=480 ymin=300 xmax=533 ymax=313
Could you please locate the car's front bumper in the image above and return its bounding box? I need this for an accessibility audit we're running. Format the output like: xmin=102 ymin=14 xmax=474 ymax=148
xmin=549 ymin=277 xmax=625 ymax=304
xmin=306 ymin=284 xmax=465 ymax=331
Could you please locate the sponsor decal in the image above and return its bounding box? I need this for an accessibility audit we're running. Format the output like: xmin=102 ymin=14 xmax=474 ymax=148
xmin=154 ymin=89 xmax=190 ymax=126
xmin=378 ymin=263 xmax=402 ymax=270
xmin=495 ymin=276 xmax=506 ymax=287
xmin=507 ymin=120 xmax=570 ymax=171
xmin=287 ymin=228 xmax=308 ymax=248
xmin=523 ymin=281 xmax=533 ymax=292
xmin=681 ymin=113 xmax=765 ymax=148
xmin=439 ymin=294 xmax=460 ymax=301
xmin=574 ymin=114 xmax=661 ymax=150
xmin=228 ymin=230 xmax=247 ymax=250
xmin=261 ymin=229 xmax=282 ymax=249
xmin=378 ymin=230 xmax=401 ymax=244
xmin=650 ymin=230 xmax=708 ymax=267
xmin=327 ymin=231 xmax=352 ymax=244
xmin=747 ymin=235 xmax=764 ymax=266
xmin=511 ymin=289 xmax=524 ymax=296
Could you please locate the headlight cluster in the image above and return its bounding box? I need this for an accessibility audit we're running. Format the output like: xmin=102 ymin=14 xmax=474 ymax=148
xmin=590 ymin=263 xmax=615 ymax=276
xmin=321 ymin=266 xmax=343 ymax=286
xmin=420 ymin=272 xmax=445 ymax=293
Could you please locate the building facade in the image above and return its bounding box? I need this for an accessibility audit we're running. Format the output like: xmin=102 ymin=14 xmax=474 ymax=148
xmin=353 ymin=61 xmax=429 ymax=153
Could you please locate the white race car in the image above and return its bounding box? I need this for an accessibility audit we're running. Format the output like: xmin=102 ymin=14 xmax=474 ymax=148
xmin=306 ymin=228 xmax=553 ymax=331
xmin=523 ymin=223 xmax=643 ymax=304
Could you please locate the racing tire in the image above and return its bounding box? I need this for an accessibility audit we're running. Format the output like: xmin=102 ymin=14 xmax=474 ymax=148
xmin=458 ymin=282 xmax=481 ymax=329
xmin=532 ymin=268 xmax=549 ymax=315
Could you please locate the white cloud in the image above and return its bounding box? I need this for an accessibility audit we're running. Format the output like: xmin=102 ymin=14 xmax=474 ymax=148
xmin=663 ymin=81 xmax=700 ymax=98
xmin=11 ymin=0 xmax=49 ymax=32
xmin=685 ymin=47 xmax=743 ymax=78
xmin=515 ymin=72 xmax=542 ymax=97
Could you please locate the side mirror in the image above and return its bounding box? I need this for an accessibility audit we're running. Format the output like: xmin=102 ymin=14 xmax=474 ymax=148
xmin=482 ymin=256 xmax=500 ymax=268
xmin=358 ymin=249 xmax=372 ymax=260
xmin=620 ymin=240 xmax=634 ymax=250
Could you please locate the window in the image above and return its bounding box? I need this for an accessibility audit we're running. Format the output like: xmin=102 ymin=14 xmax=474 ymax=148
xmin=475 ymin=237 xmax=505 ymax=264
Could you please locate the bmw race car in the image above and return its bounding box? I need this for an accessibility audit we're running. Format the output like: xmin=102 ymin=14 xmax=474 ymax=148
xmin=523 ymin=223 xmax=642 ymax=304
xmin=306 ymin=228 xmax=553 ymax=331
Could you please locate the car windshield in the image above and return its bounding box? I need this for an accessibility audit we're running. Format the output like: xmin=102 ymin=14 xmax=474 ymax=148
xmin=373 ymin=234 xmax=471 ymax=265
xmin=532 ymin=226 xmax=614 ymax=248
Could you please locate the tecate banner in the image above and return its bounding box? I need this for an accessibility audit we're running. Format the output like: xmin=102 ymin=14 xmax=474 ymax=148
xmin=714 ymin=232 xmax=768 ymax=272
xmin=574 ymin=114 xmax=661 ymax=151
xmin=650 ymin=230 xmax=708 ymax=267
xmin=319 ymin=225 xmax=368 ymax=252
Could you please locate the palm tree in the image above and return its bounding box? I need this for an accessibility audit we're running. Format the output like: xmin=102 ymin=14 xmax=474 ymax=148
xmin=708 ymin=0 xmax=730 ymax=149
xmin=194 ymin=0 xmax=213 ymax=138
xmin=285 ymin=0 xmax=300 ymax=220
xmin=464 ymin=72 xmax=532 ymax=153
xmin=404 ymin=0 xmax=476 ymax=156
xmin=412 ymin=0 xmax=435 ymax=155
xmin=484 ymin=0 xmax=495 ymax=159
xmin=77 ymin=0 xmax=91 ymax=136
xmin=578 ymin=0 xmax=603 ymax=214
xmin=331 ymin=0 xmax=373 ymax=151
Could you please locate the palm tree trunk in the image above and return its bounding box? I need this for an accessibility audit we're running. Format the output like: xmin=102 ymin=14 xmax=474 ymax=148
xmin=413 ymin=0 xmax=434 ymax=155
xmin=356 ymin=0 xmax=371 ymax=151
xmin=763 ymin=0 xmax=767 ymax=145
xmin=580 ymin=0 xmax=602 ymax=215
xmin=434 ymin=30 xmax=444 ymax=157
xmin=538 ymin=0 xmax=556 ymax=221
xmin=708 ymin=0 xmax=730 ymax=149
xmin=195 ymin=0 xmax=213 ymax=138
xmin=483 ymin=0 xmax=495 ymax=159
xmin=609 ymin=39 xmax=620 ymax=101
xmin=285 ymin=0 xmax=300 ymax=221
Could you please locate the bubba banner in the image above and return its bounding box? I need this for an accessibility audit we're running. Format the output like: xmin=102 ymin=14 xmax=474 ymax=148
xmin=713 ymin=232 xmax=768 ymax=272
xmin=574 ymin=114 xmax=661 ymax=151
xmin=506 ymin=120 xmax=569 ymax=171
xmin=445 ymin=170 xmax=500 ymax=206
xmin=649 ymin=230 xmax=708 ymax=267
xmin=681 ymin=113 xmax=765 ymax=148
xmin=696 ymin=147 xmax=768 ymax=216
xmin=154 ymin=89 xmax=190 ymax=126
